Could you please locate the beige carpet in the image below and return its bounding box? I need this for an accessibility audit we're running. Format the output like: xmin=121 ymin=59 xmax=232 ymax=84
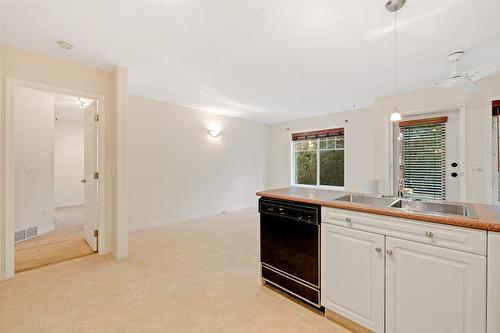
xmin=1 ymin=208 xmax=351 ymax=333
xmin=15 ymin=206 xmax=94 ymax=272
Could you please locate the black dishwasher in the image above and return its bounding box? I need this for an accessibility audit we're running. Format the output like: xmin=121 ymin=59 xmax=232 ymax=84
xmin=259 ymin=198 xmax=321 ymax=307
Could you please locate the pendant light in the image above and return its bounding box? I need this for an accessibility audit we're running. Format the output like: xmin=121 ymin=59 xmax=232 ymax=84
xmin=387 ymin=0 xmax=406 ymax=122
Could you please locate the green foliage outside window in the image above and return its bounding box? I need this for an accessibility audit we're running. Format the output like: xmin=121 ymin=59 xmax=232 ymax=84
xmin=320 ymin=150 xmax=344 ymax=186
xmin=296 ymin=151 xmax=317 ymax=185
xmin=294 ymin=136 xmax=344 ymax=187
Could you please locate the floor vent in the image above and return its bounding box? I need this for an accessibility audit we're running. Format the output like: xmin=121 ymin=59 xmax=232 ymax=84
xmin=15 ymin=226 xmax=38 ymax=243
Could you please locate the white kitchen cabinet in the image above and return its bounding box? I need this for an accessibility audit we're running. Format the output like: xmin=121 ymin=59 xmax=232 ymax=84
xmin=321 ymin=207 xmax=487 ymax=255
xmin=385 ymin=236 xmax=486 ymax=333
xmin=321 ymin=224 xmax=385 ymax=333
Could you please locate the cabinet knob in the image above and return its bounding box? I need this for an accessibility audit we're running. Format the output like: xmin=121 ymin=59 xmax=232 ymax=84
xmin=425 ymin=231 xmax=434 ymax=238
xmin=345 ymin=217 xmax=352 ymax=223
xmin=386 ymin=249 xmax=393 ymax=256
xmin=375 ymin=247 xmax=382 ymax=253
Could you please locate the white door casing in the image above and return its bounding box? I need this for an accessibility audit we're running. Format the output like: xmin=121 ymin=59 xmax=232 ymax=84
xmin=83 ymin=101 xmax=98 ymax=251
xmin=3 ymin=77 xmax=108 ymax=280
xmin=444 ymin=112 xmax=461 ymax=200
xmin=321 ymin=224 xmax=385 ymax=333
xmin=389 ymin=106 xmax=466 ymax=200
xmin=385 ymin=236 xmax=486 ymax=333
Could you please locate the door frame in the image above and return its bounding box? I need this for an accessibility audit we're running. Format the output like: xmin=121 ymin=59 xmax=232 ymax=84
xmin=3 ymin=77 xmax=108 ymax=279
xmin=484 ymin=96 xmax=500 ymax=204
xmin=387 ymin=104 xmax=466 ymax=201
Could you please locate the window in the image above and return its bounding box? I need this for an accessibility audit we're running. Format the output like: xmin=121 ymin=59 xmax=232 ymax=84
xmin=398 ymin=117 xmax=447 ymax=200
xmin=292 ymin=128 xmax=345 ymax=187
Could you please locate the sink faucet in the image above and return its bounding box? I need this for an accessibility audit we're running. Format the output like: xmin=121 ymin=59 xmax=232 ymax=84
xmin=397 ymin=177 xmax=413 ymax=198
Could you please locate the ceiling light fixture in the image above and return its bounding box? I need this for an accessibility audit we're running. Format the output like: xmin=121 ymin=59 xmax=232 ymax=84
xmin=443 ymin=51 xmax=469 ymax=88
xmin=387 ymin=0 xmax=405 ymax=122
xmin=57 ymin=41 xmax=73 ymax=50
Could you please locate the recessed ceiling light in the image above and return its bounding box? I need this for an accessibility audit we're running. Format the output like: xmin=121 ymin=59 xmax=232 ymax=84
xmin=57 ymin=41 xmax=73 ymax=50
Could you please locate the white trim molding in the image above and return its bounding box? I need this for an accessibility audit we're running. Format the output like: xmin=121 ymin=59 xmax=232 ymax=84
xmin=2 ymin=77 xmax=108 ymax=280
xmin=289 ymin=124 xmax=348 ymax=191
xmin=484 ymin=96 xmax=500 ymax=204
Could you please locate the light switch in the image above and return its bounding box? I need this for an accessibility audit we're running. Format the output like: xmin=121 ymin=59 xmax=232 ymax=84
xmin=25 ymin=165 xmax=38 ymax=174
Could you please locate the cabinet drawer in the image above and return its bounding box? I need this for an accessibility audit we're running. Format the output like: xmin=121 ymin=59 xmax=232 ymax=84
xmin=321 ymin=207 xmax=487 ymax=255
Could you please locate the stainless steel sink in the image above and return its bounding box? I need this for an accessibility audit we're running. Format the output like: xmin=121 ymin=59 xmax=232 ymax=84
xmin=333 ymin=194 xmax=399 ymax=208
xmin=331 ymin=193 xmax=477 ymax=218
xmin=390 ymin=199 xmax=476 ymax=218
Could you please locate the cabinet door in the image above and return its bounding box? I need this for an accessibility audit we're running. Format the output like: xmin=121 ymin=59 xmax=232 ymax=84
xmin=385 ymin=237 xmax=486 ymax=333
xmin=321 ymin=224 xmax=385 ymax=333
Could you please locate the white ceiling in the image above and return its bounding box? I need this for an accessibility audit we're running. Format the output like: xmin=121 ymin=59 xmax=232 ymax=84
xmin=3 ymin=1 xmax=500 ymax=124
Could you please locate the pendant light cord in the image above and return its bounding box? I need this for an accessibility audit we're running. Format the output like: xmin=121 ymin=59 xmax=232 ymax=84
xmin=394 ymin=9 xmax=397 ymax=89
xmin=392 ymin=8 xmax=398 ymax=113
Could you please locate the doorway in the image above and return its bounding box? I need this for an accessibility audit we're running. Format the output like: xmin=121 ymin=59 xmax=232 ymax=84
xmin=391 ymin=109 xmax=464 ymax=202
xmin=5 ymin=81 xmax=104 ymax=273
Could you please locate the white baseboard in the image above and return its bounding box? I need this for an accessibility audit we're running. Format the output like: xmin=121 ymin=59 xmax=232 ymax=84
xmin=15 ymin=224 xmax=55 ymax=243
xmin=38 ymin=225 xmax=56 ymax=236
xmin=129 ymin=205 xmax=257 ymax=232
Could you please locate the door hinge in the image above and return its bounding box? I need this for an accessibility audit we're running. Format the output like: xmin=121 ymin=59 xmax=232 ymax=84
xmin=94 ymin=230 xmax=99 ymax=237
xmin=94 ymin=114 xmax=99 ymax=122
xmin=94 ymin=171 xmax=99 ymax=179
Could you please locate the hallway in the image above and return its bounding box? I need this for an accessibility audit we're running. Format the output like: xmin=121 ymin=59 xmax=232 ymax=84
xmin=15 ymin=206 xmax=94 ymax=272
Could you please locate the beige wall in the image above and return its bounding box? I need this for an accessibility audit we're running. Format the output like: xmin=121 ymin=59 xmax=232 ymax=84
xmin=269 ymin=106 xmax=374 ymax=191
xmin=1 ymin=45 xmax=127 ymax=278
xmin=54 ymin=120 xmax=84 ymax=208
xmin=14 ymin=87 xmax=55 ymax=234
xmin=270 ymin=76 xmax=500 ymax=204
xmin=127 ymin=95 xmax=269 ymax=231
xmin=370 ymin=80 xmax=500 ymax=203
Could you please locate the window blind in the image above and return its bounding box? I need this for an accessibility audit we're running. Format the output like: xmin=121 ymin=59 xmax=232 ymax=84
xmin=292 ymin=128 xmax=344 ymax=141
xmin=400 ymin=120 xmax=446 ymax=200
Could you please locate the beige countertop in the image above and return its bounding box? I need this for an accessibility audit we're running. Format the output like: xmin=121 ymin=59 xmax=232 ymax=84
xmin=256 ymin=187 xmax=500 ymax=232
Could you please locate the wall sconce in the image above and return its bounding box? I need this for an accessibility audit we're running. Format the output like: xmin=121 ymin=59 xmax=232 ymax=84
xmin=207 ymin=124 xmax=222 ymax=138
xmin=208 ymin=128 xmax=222 ymax=138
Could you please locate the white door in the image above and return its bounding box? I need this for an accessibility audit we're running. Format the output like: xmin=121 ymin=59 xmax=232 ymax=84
xmin=392 ymin=111 xmax=461 ymax=201
xmin=385 ymin=237 xmax=486 ymax=333
xmin=321 ymin=224 xmax=385 ymax=333
xmin=83 ymin=101 xmax=98 ymax=251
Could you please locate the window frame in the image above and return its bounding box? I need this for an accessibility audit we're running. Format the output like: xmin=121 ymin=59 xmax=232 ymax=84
xmin=291 ymin=129 xmax=346 ymax=190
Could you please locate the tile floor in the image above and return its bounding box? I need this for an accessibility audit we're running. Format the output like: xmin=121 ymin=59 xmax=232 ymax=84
xmin=1 ymin=208 xmax=351 ymax=333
